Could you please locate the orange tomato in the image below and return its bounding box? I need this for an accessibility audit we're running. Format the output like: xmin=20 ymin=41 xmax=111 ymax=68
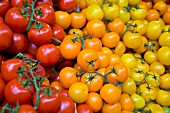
xmin=101 ymin=102 xmax=121 ymax=113
xmin=68 ymin=28 xmax=84 ymax=37
xmin=146 ymin=9 xmax=160 ymax=21
xmin=163 ymin=11 xmax=170 ymax=24
xmin=153 ymin=1 xmax=167 ymax=15
xmin=97 ymin=52 xmax=110 ymax=68
xmin=50 ymin=81 xmax=64 ymax=91
xmin=109 ymin=54 xmax=121 ymax=65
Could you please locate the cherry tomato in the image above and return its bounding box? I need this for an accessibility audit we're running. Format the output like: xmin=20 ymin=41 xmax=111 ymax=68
xmin=130 ymin=5 xmax=147 ymax=20
xmin=18 ymin=104 xmax=38 ymax=113
xmin=159 ymin=32 xmax=170 ymax=47
xmin=11 ymin=0 xmax=32 ymax=7
xmin=56 ymin=0 xmax=78 ymax=11
xmin=131 ymin=94 xmax=145 ymax=109
xmin=0 ymin=23 xmax=13 ymax=50
xmin=35 ymin=0 xmax=53 ymax=7
xmin=156 ymin=90 xmax=170 ymax=107
xmin=101 ymin=102 xmax=121 ymax=113
xmin=36 ymin=44 xmax=60 ymax=66
xmin=144 ymin=103 xmax=165 ymax=113
xmin=77 ymin=103 xmax=93 ymax=113
xmin=0 ymin=0 xmax=11 ymax=17
xmin=160 ymin=73 xmax=170 ymax=89
xmin=26 ymin=41 xmax=38 ymax=58
xmin=0 ymin=73 xmax=5 ymax=101
xmin=56 ymin=58 xmax=74 ymax=70
xmin=157 ymin=46 xmax=170 ymax=65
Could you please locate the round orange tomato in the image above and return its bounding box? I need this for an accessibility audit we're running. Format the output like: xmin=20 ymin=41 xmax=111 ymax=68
xmin=101 ymin=102 xmax=121 ymax=113
xmin=153 ymin=1 xmax=167 ymax=15
xmin=112 ymin=41 xmax=126 ymax=56
xmin=97 ymin=52 xmax=110 ymax=68
xmin=146 ymin=9 xmax=160 ymax=21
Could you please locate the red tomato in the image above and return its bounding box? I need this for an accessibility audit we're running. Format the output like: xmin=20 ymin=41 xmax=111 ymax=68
xmin=36 ymin=44 xmax=60 ymax=66
xmin=6 ymin=33 xmax=28 ymax=54
xmin=1 ymin=58 xmax=26 ymax=82
xmin=0 ymin=17 xmax=4 ymax=23
xmin=0 ymin=0 xmax=11 ymax=17
xmin=5 ymin=7 xmax=30 ymax=33
xmin=56 ymin=58 xmax=74 ymax=70
xmin=28 ymin=22 xmax=53 ymax=46
xmin=26 ymin=41 xmax=38 ymax=58
xmin=59 ymin=90 xmax=69 ymax=97
xmin=35 ymin=0 xmax=53 ymax=7
xmin=77 ymin=104 xmax=94 ymax=113
xmin=0 ymin=73 xmax=5 ymax=101
xmin=11 ymin=0 xmax=32 ymax=7
xmin=18 ymin=104 xmax=38 ymax=113
xmin=58 ymin=95 xmax=75 ymax=113
xmin=0 ymin=23 xmax=13 ymax=50
xmin=56 ymin=0 xmax=78 ymax=11
xmin=4 ymin=78 xmax=34 ymax=104
xmin=34 ymin=4 xmax=55 ymax=26
xmin=32 ymin=87 xmax=61 ymax=113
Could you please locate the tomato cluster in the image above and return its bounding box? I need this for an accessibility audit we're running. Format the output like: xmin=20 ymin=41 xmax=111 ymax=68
xmin=0 ymin=0 xmax=170 ymax=113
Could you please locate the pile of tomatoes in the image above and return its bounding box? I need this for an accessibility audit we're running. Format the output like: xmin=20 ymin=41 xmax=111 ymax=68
xmin=0 ymin=0 xmax=170 ymax=113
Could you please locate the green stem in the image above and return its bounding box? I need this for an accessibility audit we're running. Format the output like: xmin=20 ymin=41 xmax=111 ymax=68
xmin=52 ymin=38 xmax=61 ymax=44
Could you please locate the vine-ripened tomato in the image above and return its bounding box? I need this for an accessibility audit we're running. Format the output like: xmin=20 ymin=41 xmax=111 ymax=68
xmin=144 ymin=103 xmax=165 ymax=113
xmin=56 ymin=58 xmax=74 ymax=70
xmin=28 ymin=22 xmax=53 ymax=46
xmin=52 ymin=24 xmax=65 ymax=44
xmin=4 ymin=78 xmax=34 ymax=104
xmin=101 ymin=102 xmax=121 ymax=113
xmin=157 ymin=46 xmax=170 ymax=65
xmin=144 ymin=51 xmax=158 ymax=64
xmin=85 ymin=0 xmax=104 ymax=6
xmin=0 ymin=17 xmax=4 ymax=23
xmin=68 ymin=82 xmax=89 ymax=103
xmin=50 ymin=81 xmax=64 ymax=91
xmin=77 ymin=49 xmax=100 ymax=71
xmin=6 ymin=33 xmax=28 ymax=54
xmin=130 ymin=5 xmax=147 ymax=20
xmin=128 ymin=0 xmax=141 ymax=6
xmin=58 ymin=95 xmax=75 ymax=113
xmin=1 ymin=58 xmax=26 ymax=82
xmin=36 ymin=44 xmax=60 ymax=66
xmin=146 ymin=71 xmax=160 ymax=87
xmin=0 ymin=23 xmax=13 ymax=50
xmin=134 ymin=36 xmax=148 ymax=54
xmin=0 ymin=0 xmax=11 ymax=17
xmin=149 ymin=61 xmax=165 ymax=75
xmin=56 ymin=0 xmax=78 ymax=11
xmin=32 ymin=87 xmax=61 ymax=113
xmin=5 ymin=7 xmax=30 ymax=33
xmin=159 ymin=31 xmax=170 ymax=47
xmin=121 ymin=53 xmax=136 ymax=69
xmin=118 ymin=7 xmax=130 ymax=24
xmin=146 ymin=9 xmax=160 ymax=22
xmin=35 ymin=0 xmax=53 ymax=7
xmin=153 ymin=1 xmax=167 ymax=15
xmin=76 ymin=103 xmax=93 ymax=113
xmin=97 ymin=52 xmax=109 ymax=68
xmin=112 ymin=41 xmax=126 ymax=56
xmin=11 ymin=0 xmax=32 ymax=7
xmin=34 ymin=4 xmax=55 ymax=26
xmin=160 ymin=73 xmax=170 ymax=89
xmin=26 ymin=41 xmax=38 ymax=58
xmin=131 ymin=94 xmax=145 ymax=109
xmin=0 ymin=73 xmax=5 ymax=101
xmin=59 ymin=67 xmax=80 ymax=89
xmin=18 ymin=104 xmax=38 ymax=113
xmin=156 ymin=90 xmax=170 ymax=107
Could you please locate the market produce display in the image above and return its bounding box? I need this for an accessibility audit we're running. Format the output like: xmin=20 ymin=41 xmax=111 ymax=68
xmin=0 ymin=0 xmax=170 ymax=113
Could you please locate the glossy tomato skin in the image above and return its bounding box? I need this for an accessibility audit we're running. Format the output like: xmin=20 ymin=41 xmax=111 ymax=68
xmin=6 ymin=33 xmax=28 ymax=54
xmin=1 ymin=59 xmax=26 ymax=82
xmin=0 ymin=73 xmax=5 ymax=101
xmin=56 ymin=0 xmax=78 ymax=11
xmin=36 ymin=44 xmax=60 ymax=66
xmin=0 ymin=0 xmax=11 ymax=17
xmin=5 ymin=7 xmax=30 ymax=33
xmin=28 ymin=22 xmax=53 ymax=46
xmin=56 ymin=58 xmax=74 ymax=70
xmin=4 ymin=78 xmax=35 ymax=104
xmin=11 ymin=0 xmax=32 ymax=7
xmin=26 ymin=41 xmax=38 ymax=58
xmin=76 ymin=104 xmax=94 ymax=113
xmin=18 ymin=104 xmax=38 ymax=113
xmin=0 ymin=23 xmax=13 ymax=50
xmin=35 ymin=0 xmax=54 ymax=7
xmin=0 ymin=17 xmax=4 ymax=23
xmin=58 ymin=95 xmax=75 ymax=113
xmin=32 ymin=87 xmax=61 ymax=113
xmin=34 ymin=4 xmax=55 ymax=26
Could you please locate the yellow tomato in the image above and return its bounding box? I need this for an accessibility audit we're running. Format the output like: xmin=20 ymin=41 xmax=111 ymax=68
xmin=121 ymin=53 xmax=136 ymax=69
xmin=156 ymin=90 xmax=170 ymax=107
xmin=112 ymin=41 xmax=126 ymax=56
xmin=131 ymin=94 xmax=145 ymax=109
xmin=157 ymin=46 xmax=170 ymax=65
xmin=118 ymin=7 xmax=130 ymax=24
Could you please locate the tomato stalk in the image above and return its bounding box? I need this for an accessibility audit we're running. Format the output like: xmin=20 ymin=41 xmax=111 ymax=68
xmin=52 ymin=38 xmax=62 ymax=44
xmin=1 ymin=103 xmax=19 ymax=113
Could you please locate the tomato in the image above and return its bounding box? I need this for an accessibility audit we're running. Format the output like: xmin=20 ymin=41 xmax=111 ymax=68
xmin=146 ymin=9 xmax=160 ymax=21
xmin=101 ymin=32 xmax=120 ymax=48
xmin=144 ymin=103 xmax=165 ymax=113
xmin=76 ymin=103 xmax=93 ymax=113
xmin=85 ymin=4 xmax=104 ymax=21
xmin=28 ymin=22 xmax=53 ymax=46
xmin=5 ymin=7 xmax=30 ymax=33
xmin=56 ymin=58 xmax=74 ymax=70
xmin=137 ymin=83 xmax=158 ymax=102
xmin=117 ymin=0 xmax=128 ymax=7
xmin=52 ymin=24 xmax=65 ymax=44
xmin=59 ymin=67 xmax=79 ymax=89
xmin=55 ymin=11 xmax=71 ymax=29
xmin=58 ymin=95 xmax=75 ymax=113
xmin=0 ymin=0 xmax=11 ymax=17
xmin=85 ymin=0 xmax=104 ymax=6
xmin=1 ymin=58 xmax=26 ymax=82
xmin=70 ymin=12 xmax=86 ymax=29
xmin=149 ymin=61 xmax=165 ymax=75
xmin=100 ymin=84 xmax=121 ymax=105
xmin=131 ymin=94 xmax=145 ymax=109
xmin=85 ymin=92 xmax=103 ymax=112
xmin=77 ymin=49 xmax=100 ymax=71
xmin=50 ymin=81 xmax=64 ymax=91
xmin=107 ymin=18 xmax=125 ymax=35
xmin=153 ymin=1 xmax=167 ymax=15
xmin=78 ymin=0 xmax=87 ymax=10
xmin=109 ymin=54 xmax=121 ymax=65
xmin=101 ymin=102 xmax=121 ymax=113
xmin=144 ymin=51 xmax=158 ymax=64
xmin=60 ymin=37 xmax=82 ymax=59
xmin=123 ymin=31 xmax=142 ymax=49
xmin=105 ymin=63 xmax=128 ymax=84
xmin=97 ymin=52 xmax=109 ymax=68
xmin=34 ymin=4 xmax=55 ymax=26
xmin=122 ymin=77 xmax=137 ymax=95
xmin=86 ymin=19 xmax=106 ymax=38
xmin=163 ymin=11 xmax=170 ymax=24
xmin=159 ymin=32 xmax=170 ymax=47
xmin=101 ymin=47 xmax=113 ymax=55
xmin=5 ymin=78 xmax=34 ymax=104
xmin=128 ymin=0 xmax=141 ymax=6
xmin=84 ymin=37 xmax=102 ymax=52
xmin=11 ymin=0 xmax=32 ymax=7
xmin=112 ymin=41 xmax=126 ymax=56
xmin=68 ymin=82 xmax=88 ymax=103
xmin=130 ymin=5 xmax=147 ymax=20
xmin=119 ymin=93 xmax=135 ymax=112
xmin=146 ymin=71 xmax=160 ymax=87
xmin=80 ymin=72 xmax=104 ymax=92
xmin=121 ymin=53 xmax=136 ymax=69
xmin=134 ymin=59 xmax=150 ymax=72
xmin=6 ymin=33 xmax=27 ymax=54
xmin=68 ymin=29 xmax=84 ymax=37
xmin=160 ymin=73 xmax=170 ymax=89
xmin=118 ymin=7 xmax=130 ymax=24
xmin=25 ymin=41 xmax=38 ymax=58
xmin=156 ymin=90 xmax=170 ymax=107
xmin=36 ymin=44 xmax=60 ymax=66
xmin=0 ymin=73 xmax=5 ymax=101
xmin=32 ymin=87 xmax=61 ymax=113
xmin=18 ymin=104 xmax=38 ymax=113
xmin=0 ymin=23 xmax=13 ymax=50
xmin=0 ymin=17 xmax=4 ymax=23
xmin=35 ymin=0 xmax=53 ymax=7
xmin=102 ymin=3 xmax=120 ymax=20
xmin=157 ymin=46 xmax=170 ymax=65
xmin=59 ymin=90 xmax=69 ymax=97
xmin=56 ymin=0 xmax=78 ymax=11
xmin=146 ymin=21 xmax=162 ymax=41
